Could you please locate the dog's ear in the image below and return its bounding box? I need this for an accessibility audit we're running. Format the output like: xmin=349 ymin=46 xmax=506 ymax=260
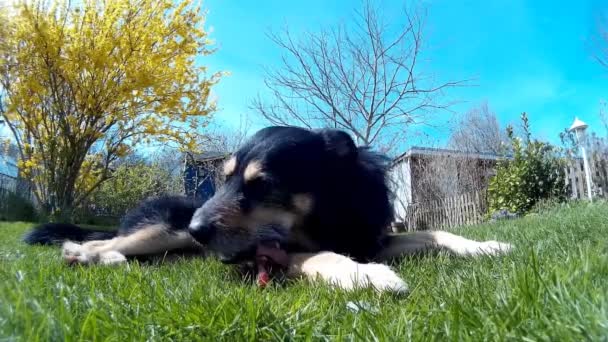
xmin=317 ymin=129 xmax=358 ymax=161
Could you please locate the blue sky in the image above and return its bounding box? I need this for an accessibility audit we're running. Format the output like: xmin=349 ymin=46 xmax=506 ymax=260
xmin=201 ymin=0 xmax=607 ymax=149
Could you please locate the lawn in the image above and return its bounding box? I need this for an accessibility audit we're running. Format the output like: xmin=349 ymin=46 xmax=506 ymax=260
xmin=1 ymin=202 xmax=607 ymax=341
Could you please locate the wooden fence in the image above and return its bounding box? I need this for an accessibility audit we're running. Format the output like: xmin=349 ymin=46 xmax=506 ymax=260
xmin=565 ymin=153 xmax=608 ymax=199
xmin=394 ymin=190 xmax=488 ymax=232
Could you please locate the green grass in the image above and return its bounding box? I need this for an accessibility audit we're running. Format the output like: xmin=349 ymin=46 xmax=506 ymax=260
xmin=1 ymin=202 xmax=608 ymax=341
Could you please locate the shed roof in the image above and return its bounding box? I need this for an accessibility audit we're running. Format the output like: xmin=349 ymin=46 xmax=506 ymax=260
xmin=185 ymin=151 xmax=230 ymax=163
xmin=393 ymin=146 xmax=507 ymax=166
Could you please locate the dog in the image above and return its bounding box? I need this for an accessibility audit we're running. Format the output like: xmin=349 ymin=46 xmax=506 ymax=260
xmin=23 ymin=126 xmax=513 ymax=293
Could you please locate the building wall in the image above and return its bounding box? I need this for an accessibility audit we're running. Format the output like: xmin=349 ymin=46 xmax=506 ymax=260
xmin=390 ymin=154 xmax=499 ymax=223
xmin=389 ymin=160 xmax=412 ymax=222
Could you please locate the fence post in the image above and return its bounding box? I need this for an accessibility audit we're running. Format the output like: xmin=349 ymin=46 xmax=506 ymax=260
xmin=591 ymin=152 xmax=608 ymax=197
xmin=473 ymin=191 xmax=479 ymax=224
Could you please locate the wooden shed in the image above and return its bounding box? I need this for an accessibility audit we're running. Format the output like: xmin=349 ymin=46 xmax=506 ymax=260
xmin=183 ymin=151 xmax=229 ymax=202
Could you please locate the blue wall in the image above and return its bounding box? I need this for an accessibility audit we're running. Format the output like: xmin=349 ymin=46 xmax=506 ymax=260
xmin=0 ymin=157 xmax=17 ymax=177
xmin=184 ymin=164 xmax=219 ymax=203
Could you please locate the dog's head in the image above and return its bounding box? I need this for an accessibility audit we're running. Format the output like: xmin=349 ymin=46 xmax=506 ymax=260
xmin=188 ymin=126 xmax=358 ymax=263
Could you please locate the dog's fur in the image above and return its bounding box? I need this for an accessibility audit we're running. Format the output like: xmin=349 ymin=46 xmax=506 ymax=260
xmin=23 ymin=126 xmax=512 ymax=293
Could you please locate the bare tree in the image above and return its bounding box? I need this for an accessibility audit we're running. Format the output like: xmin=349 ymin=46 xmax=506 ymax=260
xmin=390 ymin=102 xmax=505 ymax=215
xmin=251 ymin=0 xmax=465 ymax=154
xmin=200 ymin=115 xmax=252 ymax=154
xmin=415 ymin=154 xmax=495 ymax=203
xmin=600 ymin=101 xmax=608 ymax=136
xmin=595 ymin=11 xmax=608 ymax=69
xmin=448 ymin=102 xmax=507 ymax=155
xmin=407 ymin=102 xmax=508 ymax=203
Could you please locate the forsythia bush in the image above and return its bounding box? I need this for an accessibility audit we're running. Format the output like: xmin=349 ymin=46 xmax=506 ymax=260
xmin=0 ymin=0 xmax=220 ymax=219
xmin=488 ymin=113 xmax=568 ymax=215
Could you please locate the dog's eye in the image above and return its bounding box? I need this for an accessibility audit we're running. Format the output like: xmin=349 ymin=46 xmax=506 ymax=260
xmin=244 ymin=178 xmax=271 ymax=197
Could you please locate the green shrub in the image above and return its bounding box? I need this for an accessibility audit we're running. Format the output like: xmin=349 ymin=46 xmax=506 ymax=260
xmin=488 ymin=113 xmax=568 ymax=215
xmin=80 ymin=159 xmax=182 ymax=219
xmin=0 ymin=191 xmax=39 ymax=222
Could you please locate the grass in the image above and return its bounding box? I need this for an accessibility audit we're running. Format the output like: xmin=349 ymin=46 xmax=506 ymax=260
xmin=1 ymin=202 xmax=607 ymax=341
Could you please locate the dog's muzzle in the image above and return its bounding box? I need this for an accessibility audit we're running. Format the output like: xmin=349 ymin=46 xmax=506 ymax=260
xmin=188 ymin=206 xmax=217 ymax=244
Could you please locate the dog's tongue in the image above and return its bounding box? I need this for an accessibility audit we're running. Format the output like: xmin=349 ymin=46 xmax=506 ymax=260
xmin=255 ymin=243 xmax=288 ymax=287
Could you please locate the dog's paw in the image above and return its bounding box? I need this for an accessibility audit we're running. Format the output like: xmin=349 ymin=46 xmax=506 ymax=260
xmin=98 ymin=251 xmax=127 ymax=265
xmin=62 ymin=241 xmax=92 ymax=265
xmin=62 ymin=241 xmax=109 ymax=265
xmin=62 ymin=242 xmax=127 ymax=265
xmin=291 ymin=252 xmax=408 ymax=294
xmin=477 ymin=240 xmax=513 ymax=256
xmin=327 ymin=262 xmax=408 ymax=294
xmin=354 ymin=263 xmax=409 ymax=294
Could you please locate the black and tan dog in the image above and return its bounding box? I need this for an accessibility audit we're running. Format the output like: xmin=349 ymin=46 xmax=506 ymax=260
xmin=24 ymin=126 xmax=512 ymax=293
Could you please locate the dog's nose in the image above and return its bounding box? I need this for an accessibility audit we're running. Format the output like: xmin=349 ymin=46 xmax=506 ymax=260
xmin=188 ymin=221 xmax=217 ymax=244
xmin=188 ymin=210 xmax=217 ymax=244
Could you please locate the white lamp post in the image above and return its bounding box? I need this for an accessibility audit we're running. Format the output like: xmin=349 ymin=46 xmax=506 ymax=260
xmin=568 ymin=117 xmax=593 ymax=201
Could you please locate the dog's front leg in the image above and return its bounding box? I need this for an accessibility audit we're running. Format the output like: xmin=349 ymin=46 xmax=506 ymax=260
xmin=287 ymin=252 xmax=408 ymax=294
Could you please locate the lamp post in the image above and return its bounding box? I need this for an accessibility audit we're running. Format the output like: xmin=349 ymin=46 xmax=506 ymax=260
xmin=568 ymin=117 xmax=593 ymax=201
